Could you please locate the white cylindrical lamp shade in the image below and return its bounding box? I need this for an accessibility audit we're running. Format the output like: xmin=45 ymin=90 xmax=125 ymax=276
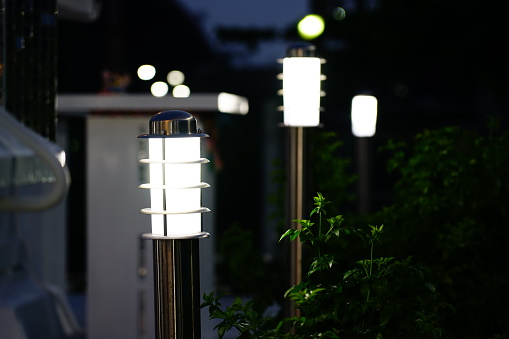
xmin=351 ymin=95 xmax=378 ymax=137
xmin=283 ymin=56 xmax=321 ymax=127
xmin=139 ymin=110 xmax=209 ymax=237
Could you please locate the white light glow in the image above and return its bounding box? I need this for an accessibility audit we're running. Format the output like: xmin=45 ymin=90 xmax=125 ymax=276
xmin=218 ymin=92 xmax=249 ymax=115
xmin=56 ymin=150 xmax=66 ymax=167
xmin=283 ymin=57 xmax=321 ymax=126
xmin=166 ymin=214 xmax=201 ymax=235
xmin=137 ymin=64 xmax=156 ymax=80
xmin=167 ymin=70 xmax=185 ymax=86
xmin=351 ymin=95 xmax=378 ymax=137
xmin=149 ymin=139 xmax=165 ymax=235
xmin=151 ymin=82 xmax=169 ymax=97
xmin=172 ymin=85 xmax=190 ymax=98
xmin=164 ymin=137 xmax=202 ymax=235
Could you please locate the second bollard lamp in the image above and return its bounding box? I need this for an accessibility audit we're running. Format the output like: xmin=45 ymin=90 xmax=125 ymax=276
xmin=281 ymin=42 xmax=324 ymax=127
xmin=138 ymin=110 xmax=210 ymax=339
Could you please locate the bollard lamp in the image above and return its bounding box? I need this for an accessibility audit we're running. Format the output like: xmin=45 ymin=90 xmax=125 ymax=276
xmin=280 ymin=42 xmax=324 ymax=127
xmin=138 ymin=110 xmax=210 ymax=338
xmin=351 ymin=95 xmax=378 ymax=137
xmin=138 ymin=110 xmax=210 ymax=237
xmin=278 ymin=42 xmax=325 ymax=320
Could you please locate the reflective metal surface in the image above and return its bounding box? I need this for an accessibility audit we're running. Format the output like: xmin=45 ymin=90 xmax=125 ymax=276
xmin=153 ymin=239 xmax=202 ymax=339
xmin=136 ymin=110 xmax=206 ymax=138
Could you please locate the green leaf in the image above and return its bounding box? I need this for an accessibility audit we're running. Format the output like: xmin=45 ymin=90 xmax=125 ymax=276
xmin=290 ymin=231 xmax=300 ymax=241
xmin=279 ymin=229 xmax=294 ymax=242
xmin=217 ymin=325 xmax=227 ymax=339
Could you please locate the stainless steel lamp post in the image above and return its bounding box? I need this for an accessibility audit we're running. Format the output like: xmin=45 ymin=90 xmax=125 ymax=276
xmin=279 ymin=42 xmax=325 ymax=318
xmin=138 ymin=110 xmax=210 ymax=339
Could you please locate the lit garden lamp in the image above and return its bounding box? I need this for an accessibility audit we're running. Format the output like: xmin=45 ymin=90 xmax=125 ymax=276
xmin=138 ymin=110 xmax=210 ymax=339
xmin=351 ymin=94 xmax=378 ymax=214
xmin=281 ymin=42 xmax=323 ymax=127
xmin=278 ymin=42 xmax=325 ymax=318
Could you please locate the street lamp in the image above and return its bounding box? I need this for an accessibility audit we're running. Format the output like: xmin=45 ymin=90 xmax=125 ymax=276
xmin=351 ymin=95 xmax=378 ymax=214
xmin=138 ymin=110 xmax=210 ymax=339
xmin=279 ymin=42 xmax=325 ymax=319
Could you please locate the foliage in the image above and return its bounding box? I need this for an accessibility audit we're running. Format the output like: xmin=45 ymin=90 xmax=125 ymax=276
xmin=201 ymin=292 xmax=278 ymax=339
xmin=309 ymin=131 xmax=357 ymax=214
xmin=215 ymin=130 xmax=355 ymax=314
xmin=377 ymin=119 xmax=509 ymax=338
xmin=215 ymin=223 xmax=285 ymax=311
xmin=203 ymin=193 xmax=448 ymax=338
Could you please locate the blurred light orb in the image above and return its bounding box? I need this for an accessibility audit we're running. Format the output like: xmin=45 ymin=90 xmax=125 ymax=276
xmin=172 ymin=84 xmax=190 ymax=98
xmin=137 ymin=64 xmax=156 ymax=80
xmin=297 ymin=14 xmax=325 ymax=40
xmin=167 ymin=70 xmax=185 ymax=86
xmin=151 ymin=81 xmax=168 ymax=97
xmin=332 ymin=7 xmax=346 ymax=21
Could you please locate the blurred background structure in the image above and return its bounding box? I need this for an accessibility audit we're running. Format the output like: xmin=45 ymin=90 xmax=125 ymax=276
xmin=2 ymin=0 xmax=509 ymax=338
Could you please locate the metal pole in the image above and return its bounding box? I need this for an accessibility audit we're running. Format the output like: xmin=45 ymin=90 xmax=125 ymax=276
xmin=152 ymin=239 xmax=201 ymax=339
xmin=356 ymin=137 xmax=369 ymax=214
xmin=288 ymin=126 xmax=304 ymax=318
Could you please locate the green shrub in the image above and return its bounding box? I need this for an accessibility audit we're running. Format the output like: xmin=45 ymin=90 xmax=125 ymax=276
xmin=378 ymin=119 xmax=509 ymax=338
xmin=203 ymin=193 xmax=448 ymax=338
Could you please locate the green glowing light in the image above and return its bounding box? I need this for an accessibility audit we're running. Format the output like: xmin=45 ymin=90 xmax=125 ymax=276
xmin=297 ymin=14 xmax=325 ymax=40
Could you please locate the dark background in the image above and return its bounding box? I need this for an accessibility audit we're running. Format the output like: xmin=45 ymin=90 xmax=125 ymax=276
xmin=57 ymin=0 xmax=509 ymax=291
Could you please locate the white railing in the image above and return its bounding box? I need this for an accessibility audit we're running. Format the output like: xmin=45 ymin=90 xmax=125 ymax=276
xmin=0 ymin=106 xmax=70 ymax=211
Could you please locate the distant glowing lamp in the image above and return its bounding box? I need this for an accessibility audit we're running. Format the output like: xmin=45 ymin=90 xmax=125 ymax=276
xmin=138 ymin=64 xmax=156 ymax=80
xmin=351 ymin=95 xmax=378 ymax=137
xmin=138 ymin=110 xmax=209 ymax=237
xmin=297 ymin=14 xmax=325 ymax=40
xmin=167 ymin=70 xmax=185 ymax=86
xmin=172 ymin=84 xmax=190 ymax=98
xmin=218 ymin=92 xmax=249 ymax=115
xmin=151 ymin=81 xmax=169 ymax=97
xmin=280 ymin=43 xmax=324 ymax=127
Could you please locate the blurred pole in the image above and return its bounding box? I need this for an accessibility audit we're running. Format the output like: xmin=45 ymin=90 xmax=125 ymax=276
xmin=356 ymin=137 xmax=369 ymax=214
xmin=288 ymin=126 xmax=303 ymax=318
xmin=153 ymin=239 xmax=201 ymax=339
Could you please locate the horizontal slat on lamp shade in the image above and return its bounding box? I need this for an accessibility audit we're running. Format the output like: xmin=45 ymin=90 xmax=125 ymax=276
xmin=140 ymin=207 xmax=210 ymax=214
xmin=139 ymin=158 xmax=210 ymax=164
xmin=139 ymin=183 xmax=210 ymax=189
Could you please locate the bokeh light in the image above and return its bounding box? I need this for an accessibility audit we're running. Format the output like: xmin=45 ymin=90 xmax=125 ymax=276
xmin=137 ymin=64 xmax=156 ymax=80
xmin=332 ymin=7 xmax=346 ymax=21
xmin=167 ymin=70 xmax=185 ymax=86
xmin=172 ymin=84 xmax=190 ymax=98
xmin=150 ymin=81 xmax=168 ymax=97
xmin=297 ymin=14 xmax=325 ymax=40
